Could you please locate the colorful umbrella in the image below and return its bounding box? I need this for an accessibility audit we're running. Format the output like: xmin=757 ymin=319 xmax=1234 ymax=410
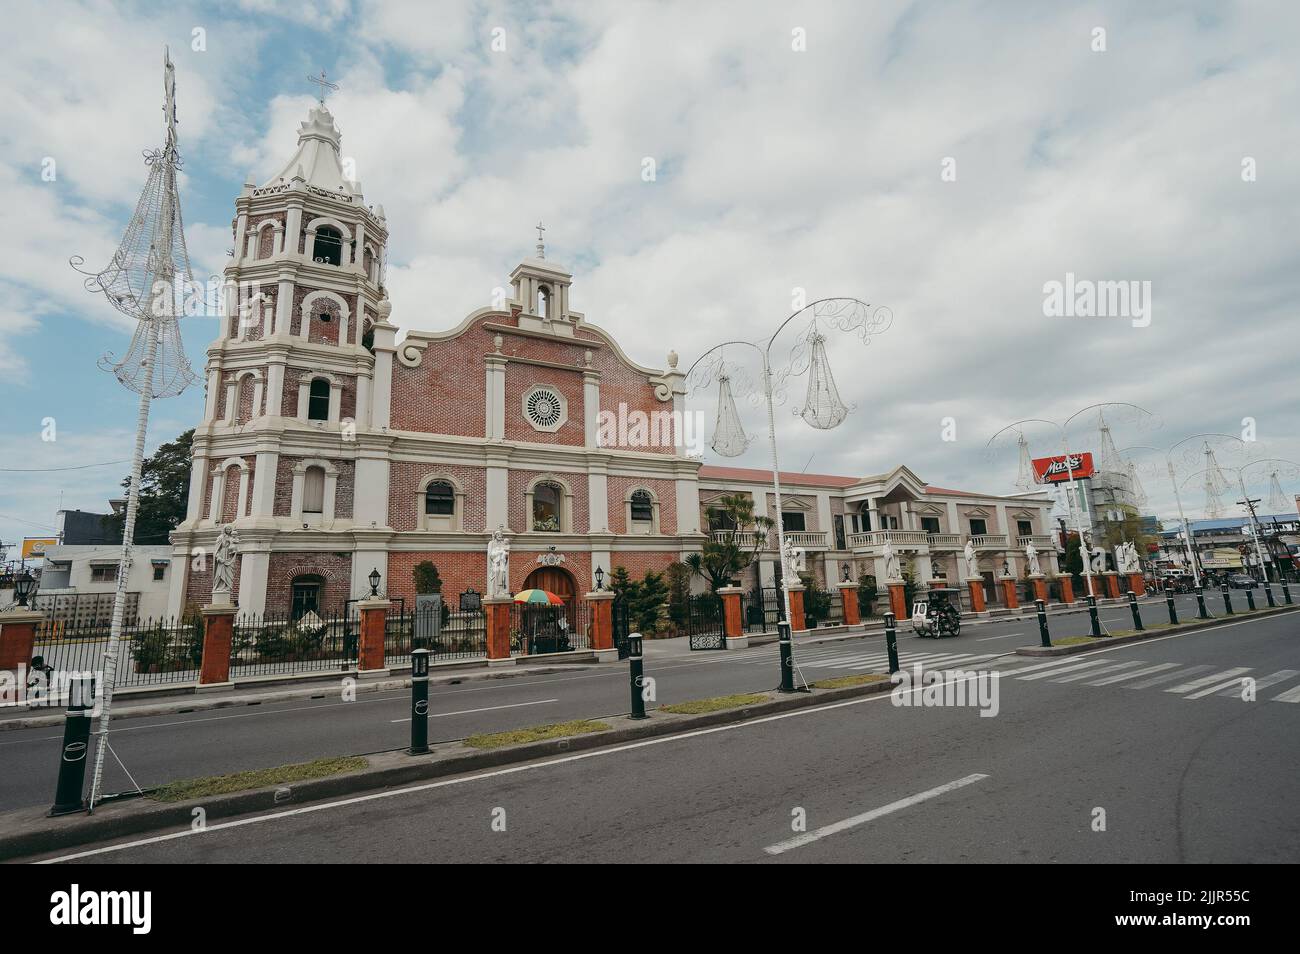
xmin=513 ymin=588 xmax=564 ymax=605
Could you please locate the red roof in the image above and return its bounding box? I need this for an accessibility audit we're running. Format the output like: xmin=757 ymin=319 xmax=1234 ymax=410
xmin=697 ymin=465 xmax=858 ymax=489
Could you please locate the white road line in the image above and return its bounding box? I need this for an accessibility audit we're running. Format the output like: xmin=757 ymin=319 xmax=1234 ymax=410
xmin=1016 ymin=660 xmax=1112 ymax=681
xmin=389 ymin=698 xmax=559 ymax=723
xmin=1126 ymin=665 xmax=1211 ymax=690
xmin=1216 ymin=670 xmax=1299 ymax=698
xmin=1270 ymin=683 xmax=1300 ymax=703
xmin=1051 ymin=660 xmax=1145 ymax=683
xmin=1165 ymin=668 xmax=1250 ymax=695
xmin=763 ymin=774 xmax=990 ymax=855
xmin=1087 ymin=662 xmax=1179 ymax=686
xmin=35 ymin=673 xmax=980 ymax=864
xmin=1185 ymin=678 xmax=1253 ymax=701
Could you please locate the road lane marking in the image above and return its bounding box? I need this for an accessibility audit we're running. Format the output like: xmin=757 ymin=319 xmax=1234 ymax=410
xmin=1165 ymin=668 xmax=1250 ymax=694
xmin=762 ymin=774 xmax=990 ymax=855
xmin=1087 ymin=662 xmax=1179 ymax=686
xmin=1016 ymin=660 xmax=1112 ymax=681
xmin=1051 ymin=660 xmax=1144 ymax=683
xmin=1126 ymin=665 xmax=1210 ymax=690
xmin=1185 ymin=678 xmax=1254 ymax=700
xmin=390 ymin=698 xmax=558 ymax=723
xmin=1216 ymin=670 xmax=1298 ymax=698
xmin=1271 ymin=683 xmax=1300 ymax=703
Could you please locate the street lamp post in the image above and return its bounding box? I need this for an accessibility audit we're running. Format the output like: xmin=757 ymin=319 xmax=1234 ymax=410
xmin=685 ymin=299 xmax=892 ymax=693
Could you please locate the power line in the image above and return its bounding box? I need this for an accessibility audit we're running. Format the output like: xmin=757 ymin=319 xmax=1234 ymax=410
xmin=0 ymin=460 xmax=130 ymax=473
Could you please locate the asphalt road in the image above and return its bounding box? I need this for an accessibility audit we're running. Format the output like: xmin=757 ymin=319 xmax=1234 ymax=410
xmin=0 ymin=592 xmax=1249 ymax=812
xmin=25 ymin=600 xmax=1300 ymax=863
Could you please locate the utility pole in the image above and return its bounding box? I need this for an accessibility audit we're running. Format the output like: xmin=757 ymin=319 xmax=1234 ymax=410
xmin=1236 ymin=493 xmax=1270 ymax=582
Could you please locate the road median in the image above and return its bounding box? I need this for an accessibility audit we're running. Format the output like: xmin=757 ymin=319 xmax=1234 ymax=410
xmin=0 ymin=674 xmax=893 ymax=862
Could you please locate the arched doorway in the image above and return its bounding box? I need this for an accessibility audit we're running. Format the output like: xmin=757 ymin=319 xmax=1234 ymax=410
xmin=523 ymin=566 xmax=577 ymax=625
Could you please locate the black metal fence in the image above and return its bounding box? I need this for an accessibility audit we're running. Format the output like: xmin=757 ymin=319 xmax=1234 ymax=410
xmin=25 ymin=615 xmax=204 ymax=706
xmin=386 ymin=603 xmax=487 ymax=665
xmin=509 ymin=601 xmax=590 ymax=655
xmin=743 ymin=587 xmax=781 ymax=632
xmin=227 ymin=609 xmax=357 ymax=678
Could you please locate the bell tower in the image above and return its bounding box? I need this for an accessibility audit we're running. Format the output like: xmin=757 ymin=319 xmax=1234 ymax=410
xmin=169 ymin=89 xmax=395 ymax=617
xmin=509 ymin=221 xmax=583 ymax=335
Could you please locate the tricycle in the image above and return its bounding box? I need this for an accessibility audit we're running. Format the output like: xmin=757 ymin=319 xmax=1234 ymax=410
xmin=910 ymin=587 xmax=962 ymax=638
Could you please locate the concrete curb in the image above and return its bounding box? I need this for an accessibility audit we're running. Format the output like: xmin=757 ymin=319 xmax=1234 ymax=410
xmin=1014 ymin=604 xmax=1299 ymax=657
xmin=0 ymin=677 xmax=894 ymax=861
xmin=0 ymin=662 xmax=594 ymax=732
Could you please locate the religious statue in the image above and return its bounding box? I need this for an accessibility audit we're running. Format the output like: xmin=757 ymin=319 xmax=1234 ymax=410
xmin=1024 ymin=541 xmax=1041 ymax=576
xmin=212 ymin=525 xmax=239 ymax=602
xmin=963 ymin=539 xmax=978 ymax=579
xmin=782 ymin=536 xmax=806 ymax=577
xmin=882 ymin=539 xmax=901 ymax=581
xmin=1090 ymin=544 xmax=1106 ymax=575
xmin=487 ymin=527 xmax=510 ymax=599
xmin=1116 ymin=541 xmax=1138 ymax=574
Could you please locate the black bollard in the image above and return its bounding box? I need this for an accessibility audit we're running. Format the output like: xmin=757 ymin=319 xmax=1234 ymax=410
xmin=49 ymin=675 xmax=95 ymax=817
xmin=1245 ymin=587 xmax=1256 ymax=611
xmin=883 ymin=612 xmax=900 ymax=674
xmin=1127 ymin=591 xmax=1144 ymax=631
xmin=1282 ymin=578 xmax=1293 ymax=605
xmin=1165 ymin=585 xmax=1178 ymax=625
xmin=1222 ymin=584 xmax=1233 ymax=615
xmin=628 ymin=632 xmax=647 ymax=719
xmin=776 ymin=620 xmax=796 ymax=693
xmin=1087 ymin=594 xmax=1102 ymax=637
xmin=1263 ymin=583 xmax=1275 ymax=608
xmin=1196 ymin=586 xmax=1209 ymax=619
xmin=408 ymin=648 xmax=429 ymax=755
xmin=1035 ymin=599 xmax=1051 ymax=647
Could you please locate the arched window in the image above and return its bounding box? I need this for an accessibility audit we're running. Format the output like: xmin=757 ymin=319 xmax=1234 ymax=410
xmin=290 ymin=574 xmax=324 ymax=620
xmin=313 ymin=226 xmax=343 ymax=266
xmin=425 ymin=481 xmax=454 ymax=516
xmin=307 ymin=378 xmax=330 ymax=421
xmin=302 ymin=466 xmax=326 ymax=514
xmin=533 ymin=482 xmax=562 ymax=531
xmin=630 ymin=490 xmax=654 ymax=523
xmin=536 ymin=285 xmax=549 ymax=319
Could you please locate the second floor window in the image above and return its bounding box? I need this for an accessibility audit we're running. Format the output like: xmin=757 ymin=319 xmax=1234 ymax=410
xmin=630 ymin=490 xmax=653 ymax=523
xmin=425 ymin=481 xmax=454 ymax=516
xmin=1017 ymin=519 xmax=1033 ymax=537
xmin=969 ymin=518 xmax=988 ymax=536
xmin=781 ymin=511 xmax=806 ymax=532
xmin=307 ymin=378 xmax=330 ymax=421
xmin=302 ymin=466 xmax=325 ymax=514
xmin=921 ymin=516 xmax=941 ymax=534
xmin=533 ymin=483 xmax=561 ymax=531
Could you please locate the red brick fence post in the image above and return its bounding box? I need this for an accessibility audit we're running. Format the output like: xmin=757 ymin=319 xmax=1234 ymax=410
xmin=357 ymin=598 xmax=390 ymax=673
xmin=717 ymin=585 xmax=747 ymax=649
xmin=838 ymin=583 xmax=861 ymax=626
xmin=199 ymin=604 xmax=236 ymax=686
xmin=999 ymin=576 xmax=1019 ymax=610
xmin=584 ymin=590 xmax=618 ymax=660
xmin=786 ymin=584 xmax=807 ymax=632
xmin=0 ymin=608 xmax=43 ymax=676
xmin=1058 ymin=575 xmax=1075 ymax=605
xmin=484 ymin=596 xmax=513 ymax=666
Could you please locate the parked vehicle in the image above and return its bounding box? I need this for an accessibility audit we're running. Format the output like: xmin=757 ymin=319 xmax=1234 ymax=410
xmin=1227 ymin=574 xmax=1258 ymax=589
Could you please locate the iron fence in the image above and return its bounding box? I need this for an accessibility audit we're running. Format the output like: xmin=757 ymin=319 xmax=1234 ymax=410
xmin=387 ymin=603 xmax=487 ymax=664
xmin=227 ymin=608 xmax=357 ymax=678
xmin=510 ymin=601 xmax=589 ymax=655
xmin=24 ymin=615 xmax=204 ymax=707
xmin=743 ymin=587 xmax=781 ymax=633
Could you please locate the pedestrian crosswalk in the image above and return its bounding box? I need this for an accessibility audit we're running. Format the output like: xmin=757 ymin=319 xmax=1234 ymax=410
xmin=745 ymin=641 xmax=1300 ymax=704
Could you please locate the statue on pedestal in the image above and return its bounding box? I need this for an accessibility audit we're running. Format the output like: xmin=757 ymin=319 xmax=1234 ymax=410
xmin=487 ymin=527 xmax=510 ymax=599
xmin=212 ymin=525 xmax=239 ymax=602
xmin=782 ymin=536 xmax=806 ymax=578
xmin=963 ymin=539 xmax=979 ymax=579
xmin=1024 ymin=541 xmax=1041 ymax=576
xmin=882 ymin=539 xmax=901 ymax=581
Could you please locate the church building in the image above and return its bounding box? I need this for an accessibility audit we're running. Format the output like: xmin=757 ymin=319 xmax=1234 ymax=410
xmin=165 ymin=102 xmax=1057 ymax=621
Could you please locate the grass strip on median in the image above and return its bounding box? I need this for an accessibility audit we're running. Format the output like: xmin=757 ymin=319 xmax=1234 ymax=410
xmin=659 ymin=693 xmax=770 ymax=714
xmin=150 ymin=756 xmax=369 ymax=803
xmin=464 ymin=719 xmax=611 ymax=749
xmin=810 ymin=673 xmax=889 ymax=690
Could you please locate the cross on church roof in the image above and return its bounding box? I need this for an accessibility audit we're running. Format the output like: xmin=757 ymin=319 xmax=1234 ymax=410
xmin=307 ymin=69 xmax=339 ymax=105
xmin=535 ymin=220 xmax=546 ymax=259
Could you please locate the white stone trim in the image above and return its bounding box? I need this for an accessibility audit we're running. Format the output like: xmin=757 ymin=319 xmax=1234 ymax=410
xmin=296 ymin=370 xmax=343 ymax=423
xmin=624 ymin=486 xmax=660 ymax=535
xmin=209 ymin=457 xmax=251 ymax=523
xmin=303 ymin=216 xmax=354 ymax=266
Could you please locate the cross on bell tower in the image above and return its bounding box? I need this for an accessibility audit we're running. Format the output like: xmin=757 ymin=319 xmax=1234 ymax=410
xmin=535 ymin=220 xmax=546 ymax=259
xmin=307 ymin=69 xmax=339 ymax=105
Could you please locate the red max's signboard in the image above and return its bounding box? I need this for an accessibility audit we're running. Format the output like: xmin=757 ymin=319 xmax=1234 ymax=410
xmin=1031 ymin=452 xmax=1096 ymax=483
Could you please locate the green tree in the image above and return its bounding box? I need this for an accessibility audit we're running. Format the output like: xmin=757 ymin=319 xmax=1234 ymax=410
xmin=857 ymin=573 xmax=878 ymax=617
xmin=665 ymin=561 xmax=692 ymax=628
xmin=1064 ymin=532 xmax=1084 ymax=584
xmin=687 ymin=494 xmax=775 ymax=590
xmin=413 ymin=561 xmax=443 ymax=594
xmin=630 ymin=569 xmax=669 ymax=633
xmin=106 ymin=429 xmax=194 ymax=544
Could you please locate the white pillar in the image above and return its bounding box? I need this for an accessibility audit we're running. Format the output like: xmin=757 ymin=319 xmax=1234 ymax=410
xmin=485 ymin=354 xmax=506 ymax=440
xmin=238 ymin=550 xmax=270 ymax=615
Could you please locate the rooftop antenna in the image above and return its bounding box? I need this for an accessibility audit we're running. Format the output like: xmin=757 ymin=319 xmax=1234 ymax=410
xmin=70 ymin=46 xmax=198 ymax=813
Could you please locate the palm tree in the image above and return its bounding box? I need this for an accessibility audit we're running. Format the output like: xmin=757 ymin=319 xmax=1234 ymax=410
xmin=687 ymin=494 xmax=775 ymax=590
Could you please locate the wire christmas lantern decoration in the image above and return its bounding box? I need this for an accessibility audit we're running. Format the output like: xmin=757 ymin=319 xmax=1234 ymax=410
xmin=711 ymin=373 xmax=752 ymax=457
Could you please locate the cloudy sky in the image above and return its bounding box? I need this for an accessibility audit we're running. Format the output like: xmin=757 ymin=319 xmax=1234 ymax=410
xmin=1 ymin=0 xmax=1297 ymax=553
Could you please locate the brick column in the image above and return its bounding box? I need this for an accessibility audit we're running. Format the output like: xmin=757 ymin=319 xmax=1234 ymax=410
xmin=887 ymin=581 xmax=907 ymax=621
xmin=787 ymin=584 xmax=807 ymax=632
xmin=965 ymin=577 xmax=987 ymax=614
xmin=1029 ymin=574 xmax=1049 ymax=604
xmin=484 ymin=596 xmax=513 ymax=665
xmin=198 ymin=604 xmax=237 ymax=686
xmin=718 ymin=585 xmax=747 ymax=649
xmin=1102 ymin=571 xmax=1120 ymax=599
xmin=357 ymin=598 xmax=390 ymax=673
xmin=1000 ymin=577 xmax=1019 ymax=610
xmin=838 ymin=583 xmax=860 ymax=626
xmin=1128 ymin=572 xmax=1145 ymax=595
xmin=1086 ymin=574 xmax=1104 ymax=599
xmin=1058 ymin=576 xmax=1075 ymax=604
xmin=584 ymin=590 xmax=617 ymax=659
xmin=0 ymin=608 xmax=43 ymax=674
